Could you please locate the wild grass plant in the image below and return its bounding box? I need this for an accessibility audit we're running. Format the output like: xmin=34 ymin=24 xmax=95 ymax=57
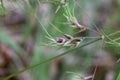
xmin=0 ymin=0 xmax=120 ymax=80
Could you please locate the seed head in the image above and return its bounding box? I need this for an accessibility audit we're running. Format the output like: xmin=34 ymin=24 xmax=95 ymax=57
xmin=56 ymin=38 xmax=65 ymax=44
xmin=64 ymin=34 xmax=73 ymax=40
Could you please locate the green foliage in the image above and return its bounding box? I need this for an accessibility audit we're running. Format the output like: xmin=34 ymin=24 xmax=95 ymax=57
xmin=0 ymin=0 xmax=120 ymax=80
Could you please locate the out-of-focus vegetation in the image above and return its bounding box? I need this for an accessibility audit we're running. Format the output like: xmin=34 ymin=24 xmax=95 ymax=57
xmin=0 ymin=0 xmax=120 ymax=80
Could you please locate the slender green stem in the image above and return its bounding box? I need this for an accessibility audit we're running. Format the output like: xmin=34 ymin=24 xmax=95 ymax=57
xmin=50 ymin=23 xmax=64 ymax=34
xmin=66 ymin=71 xmax=85 ymax=79
xmin=2 ymin=38 xmax=101 ymax=80
xmin=108 ymin=31 xmax=120 ymax=37
xmin=35 ymin=15 xmax=54 ymax=40
xmin=102 ymin=31 xmax=119 ymax=45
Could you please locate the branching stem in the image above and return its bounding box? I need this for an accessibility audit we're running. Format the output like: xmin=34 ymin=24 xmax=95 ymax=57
xmin=2 ymin=38 xmax=101 ymax=80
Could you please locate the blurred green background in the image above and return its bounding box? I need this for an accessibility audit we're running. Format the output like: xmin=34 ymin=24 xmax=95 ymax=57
xmin=0 ymin=0 xmax=120 ymax=80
